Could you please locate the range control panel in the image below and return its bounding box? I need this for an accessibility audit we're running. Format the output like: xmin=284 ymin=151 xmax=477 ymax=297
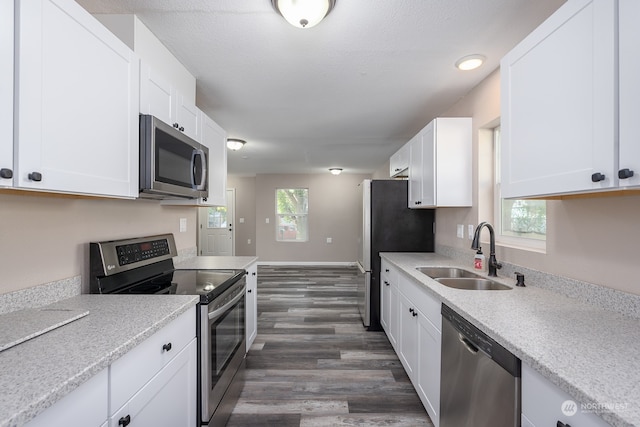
xmin=90 ymin=234 xmax=178 ymax=277
xmin=116 ymin=238 xmax=171 ymax=266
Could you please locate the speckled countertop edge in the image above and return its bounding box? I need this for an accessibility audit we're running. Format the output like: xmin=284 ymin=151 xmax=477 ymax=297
xmin=381 ymin=252 xmax=639 ymax=427
xmin=175 ymin=255 xmax=258 ymax=271
xmin=0 ymin=294 xmax=199 ymax=427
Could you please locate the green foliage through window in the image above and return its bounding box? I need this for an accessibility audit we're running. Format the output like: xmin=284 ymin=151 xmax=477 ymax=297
xmin=276 ymin=188 xmax=309 ymax=242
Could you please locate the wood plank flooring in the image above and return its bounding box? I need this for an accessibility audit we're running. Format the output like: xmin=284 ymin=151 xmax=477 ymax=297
xmin=226 ymin=266 xmax=434 ymax=427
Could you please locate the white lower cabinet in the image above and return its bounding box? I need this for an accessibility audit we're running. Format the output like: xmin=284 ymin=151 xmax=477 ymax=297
xmin=246 ymin=262 xmax=258 ymax=352
xmin=109 ymin=339 xmax=197 ymax=427
xmin=522 ymin=363 xmax=610 ymax=427
xmin=380 ymin=260 xmax=398 ymax=349
xmin=382 ymin=264 xmax=441 ymax=427
xmin=25 ymin=368 xmax=108 ymax=427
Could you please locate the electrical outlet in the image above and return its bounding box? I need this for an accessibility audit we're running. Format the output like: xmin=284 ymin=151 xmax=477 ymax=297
xmin=326 ymin=237 xmax=332 ymax=243
xmin=239 ymin=218 xmax=245 ymax=224
xmin=265 ymin=218 xmax=270 ymax=224
xmin=468 ymin=224 xmax=475 ymax=240
xmin=247 ymin=239 xmax=251 ymax=245
xmin=456 ymin=224 xmax=464 ymax=239
xmin=179 ymin=218 xmax=187 ymax=233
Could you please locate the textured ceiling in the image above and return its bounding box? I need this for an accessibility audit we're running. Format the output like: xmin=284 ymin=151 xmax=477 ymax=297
xmin=76 ymin=0 xmax=565 ymax=176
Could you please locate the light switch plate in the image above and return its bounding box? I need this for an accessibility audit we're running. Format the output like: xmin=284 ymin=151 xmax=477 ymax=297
xmin=265 ymin=218 xmax=270 ymax=224
xmin=457 ymin=224 xmax=464 ymax=239
xmin=239 ymin=218 xmax=245 ymax=224
xmin=179 ymin=218 xmax=187 ymax=232
xmin=468 ymin=224 xmax=475 ymax=240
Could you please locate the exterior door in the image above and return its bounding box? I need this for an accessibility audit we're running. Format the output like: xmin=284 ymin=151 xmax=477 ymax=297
xmin=198 ymin=189 xmax=235 ymax=256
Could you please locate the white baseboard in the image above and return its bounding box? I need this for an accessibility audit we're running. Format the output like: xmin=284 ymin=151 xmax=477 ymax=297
xmin=257 ymin=261 xmax=356 ymax=267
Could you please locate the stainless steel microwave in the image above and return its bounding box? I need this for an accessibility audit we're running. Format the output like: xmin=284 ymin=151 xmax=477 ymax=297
xmin=139 ymin=114 xmax=208 ymax=199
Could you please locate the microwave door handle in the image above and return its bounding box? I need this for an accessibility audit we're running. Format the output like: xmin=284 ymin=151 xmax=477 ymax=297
xmin=191 ymin=149 xmax=207 ymax=190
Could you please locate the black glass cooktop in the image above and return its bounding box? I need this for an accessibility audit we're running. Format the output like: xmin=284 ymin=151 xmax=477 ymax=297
xmin=111 ymin=269 xmax=245 ymax=304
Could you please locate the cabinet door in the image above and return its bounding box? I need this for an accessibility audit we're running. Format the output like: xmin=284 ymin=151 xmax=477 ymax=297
xmin=420 ymin=121 xmax=436 ymax=207
xmin=15 ymin=0 xmax=139 ymax=197
xmin=201 ymin=114 xmax=228 ymax=206
xmin=387 ymin=278 xmax=399 ymax=350
xmin=389 ymin=142 xmax=409 ymax=177
xmin=397 ymin=290 xmax=418 ymax=380
xmin=110 ymin=339 xmax=197 ymax=427
xmin=0 ymin=0 xmax=13 ymax=186
xmin=521 ymin=363 xmax=610 ymax=427
xmin=139 ymin=60 xmax=174 ymax=126
xmin=246 ymin=263 xmax=258 ymax=352
xmin=175 ymin=93 xmax=201 ymax=142
xmin=500 ymin=0 xmax=616 ymax=198
xmin=417 ymin=314 xmax=441 ymax=427
xmin=380 ymin=269 xmax=391 ymax=333
xmin=408 ymin=133 xmax=424 ymax=208
xmin=25 ymin=369 xmax=108 ymax=427
xmin=618 ymin=0 xmax=640 ymax=188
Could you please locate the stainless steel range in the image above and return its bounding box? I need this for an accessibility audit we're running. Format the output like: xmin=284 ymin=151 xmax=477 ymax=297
xmin=89 ymin=234 xmax=246 ymax=426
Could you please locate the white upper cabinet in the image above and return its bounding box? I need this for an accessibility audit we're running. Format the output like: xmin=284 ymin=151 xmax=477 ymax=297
xmin=139 ymin=61 xmax=174 ymax=126
xmin=15 ymin=0 xmax=139 ymax=198
xmin=389 ymin=142 xmax=410 ymax=177
xmin=618 ymin=0 xmax=640 ymax=188
xmin=200 ymin=114 xmax=227 ymax=206
xmin=408 ymin=117 xmax=472 ymax=208
xmin=500 ymin=0 xmax=617 ymax=198
xmin=0 ymin=0 xmax=13 ymax=187
xmin=140 ymin=61 xmax=201 ymax=142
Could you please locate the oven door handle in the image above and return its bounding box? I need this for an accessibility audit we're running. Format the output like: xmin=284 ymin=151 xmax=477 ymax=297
xmin=208 ymin=284 xmax=246 ymax=320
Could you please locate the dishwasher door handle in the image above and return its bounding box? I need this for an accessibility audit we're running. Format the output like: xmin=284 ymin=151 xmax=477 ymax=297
xmin=458 ymin=333 xmax=479 ymax=355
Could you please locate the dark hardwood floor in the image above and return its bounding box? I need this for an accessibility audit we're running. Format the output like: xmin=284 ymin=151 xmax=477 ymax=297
xmin=226 ymin=266 xmax=434 ymax=427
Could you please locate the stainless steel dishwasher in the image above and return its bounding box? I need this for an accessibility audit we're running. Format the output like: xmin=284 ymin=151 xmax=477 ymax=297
xmin=440 ymin=304 xmax=521 ymax=427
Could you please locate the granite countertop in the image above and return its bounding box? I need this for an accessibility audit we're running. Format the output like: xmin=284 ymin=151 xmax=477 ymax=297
xmin=381 ymin=252 xmax=640 ymax=427
xmin=175 ymin=255 xmax=258 ymax=271
xmin=0 ymin=294 xmax=199 ymax=427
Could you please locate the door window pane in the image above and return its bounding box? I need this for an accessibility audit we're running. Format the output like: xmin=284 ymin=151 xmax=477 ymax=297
xmin=208 ymin=206 xmax=227 ymax=229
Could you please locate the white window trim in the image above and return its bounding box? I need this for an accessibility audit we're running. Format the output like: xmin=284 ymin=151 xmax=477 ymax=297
xmin=493 ymin=126 xmax=546 ymax=253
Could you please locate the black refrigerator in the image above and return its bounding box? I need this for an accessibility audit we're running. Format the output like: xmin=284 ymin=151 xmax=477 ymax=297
xmin=356 ymin=179 xmax=435 ymax=331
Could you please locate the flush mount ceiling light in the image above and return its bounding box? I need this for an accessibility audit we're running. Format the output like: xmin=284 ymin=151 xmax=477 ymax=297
xmin=226 ymin=138 xmax=246 ymax=151
xmin=271 ymin=0 xmax=336 ymax=29
xmin=329 ymin=167 xmax=343 ymax=175
xmin=455 ymin=54 xmax=486 ymax=71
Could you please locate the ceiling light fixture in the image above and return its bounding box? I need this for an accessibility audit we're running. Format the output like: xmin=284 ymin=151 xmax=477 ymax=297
xmin=329 ymin=168 xmax=343 ymax=175
xmin=455 ymin=54 xmax=486 ymax=71
xmin=271 ymin=0 xmax=336 ymax=29
xmin=226 ymin=138 xmax=246 ymax=151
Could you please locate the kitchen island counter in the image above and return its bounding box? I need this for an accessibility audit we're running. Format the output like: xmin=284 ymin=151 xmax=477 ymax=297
xmin=175 ymin=255 xmax=258 ymax=271
xmin=381 ymin=252 xmax=639 ymax=427
xmin=0 ymin=294 xmax=198 ymax=427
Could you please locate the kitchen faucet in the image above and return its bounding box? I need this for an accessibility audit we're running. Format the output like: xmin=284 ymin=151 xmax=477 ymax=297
xmin=471 ymin=222 xmax=502 ymax=277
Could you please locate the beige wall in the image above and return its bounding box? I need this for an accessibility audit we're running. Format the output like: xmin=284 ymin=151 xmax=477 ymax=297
xmin=0 ymin=193 xmax=196 ymax=294
xmin=251 ymin=173 xmax=369 ymax=263
xmin=439 ymin=69 xmax=640 ymax=295
xmin=227 ymin=176 xmax=256 ymax=257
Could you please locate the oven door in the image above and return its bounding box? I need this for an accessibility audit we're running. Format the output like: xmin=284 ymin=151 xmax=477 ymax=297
xmin=200 ymin=277 xmax=246 ymax=424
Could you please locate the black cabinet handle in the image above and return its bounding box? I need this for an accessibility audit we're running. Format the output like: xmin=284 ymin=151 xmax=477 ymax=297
xmin=0 ymin=168 xmax=12 ymax=179
xmin=173 ymin=122 xmax=179 ymax=128
xmin=414 ymin=200 xmax=422 ymax=205
xmin=248 ymin=289 xmax=252 ymax=293
xmin=557 ymin=422 xmax=571 ymax=427
xmin=385 ymin=269 xmax=389 ymax=273
xmin=119 ymin=415 xmax=131 ymax=426
xmin=179 ymin=126 xmax=185 ymax=132
xmin=619 ymin=168 xmax=635 ymax=179
xmin=384 ymin=281 xmax=389 ymax=286
xmin=28 ymin=172 xmax=42 ymax=182
xmin=408 ymin=307 xmax=414 ymax=314
xmin=591 ymin=172 xmax=605 ymax=182
xmin=252 ymin=272 xmax=256 ymax=276
xmin=162 ymin=342 xmax=172 ymax=352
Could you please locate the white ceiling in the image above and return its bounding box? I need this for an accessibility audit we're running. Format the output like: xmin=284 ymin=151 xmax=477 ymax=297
xmin=76 ymin=0 xmax=565 ymax=176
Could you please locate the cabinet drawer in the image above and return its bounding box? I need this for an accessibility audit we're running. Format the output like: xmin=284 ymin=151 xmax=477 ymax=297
xmin=397 ymin=272 xmax=441 ymax=331
xmin=110 ymin=306 xmax=196 ymax=413
xmin=522 ymin=363 xmax=610 ymax=427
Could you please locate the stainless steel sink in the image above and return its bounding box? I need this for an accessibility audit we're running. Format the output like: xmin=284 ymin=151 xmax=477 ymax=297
xmin=435 ymin=278 xmax=512 ymax=291
xmin=416 ymin=267 xmax=482 ymax=279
